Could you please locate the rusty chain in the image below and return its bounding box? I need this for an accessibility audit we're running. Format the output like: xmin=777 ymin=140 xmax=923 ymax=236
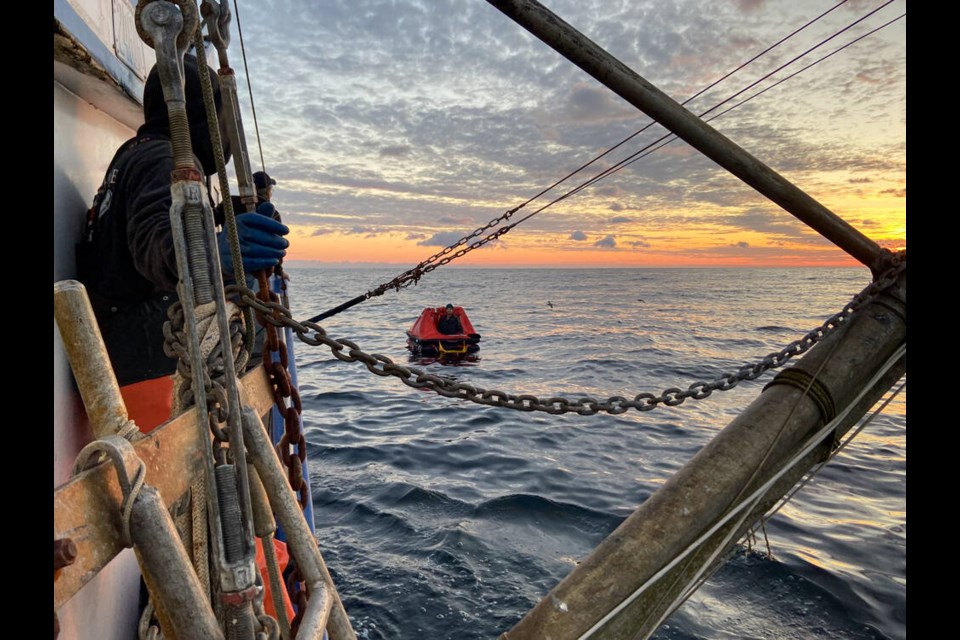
xmin=233 ymin=254 xmax=906 ymax=418
xmin=253 ymin=270 xmax=311 ymax=638
xmin=163 ymin=301 xmax=249 ymax=463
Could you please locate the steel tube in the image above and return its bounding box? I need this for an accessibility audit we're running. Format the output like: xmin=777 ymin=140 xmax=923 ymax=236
xmin=297 ymin=582 xmax=333 ymax=640
xmin=131 ymin=484 xmax=224 ymax=639
xmin=241 ymin=407 xmax=357 ymax=640
xmin=485 ymin=0 xmax=886 ymax=270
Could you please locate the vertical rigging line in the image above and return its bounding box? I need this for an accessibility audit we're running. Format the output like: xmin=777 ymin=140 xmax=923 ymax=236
xmin=232 ymin=0 xmax=267 ymax=174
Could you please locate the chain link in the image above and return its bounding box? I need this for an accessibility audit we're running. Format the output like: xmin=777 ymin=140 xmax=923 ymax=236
xmin=362 ymin=212 xmax=519 ymax=300
xmin=230 ymin=255 xmax=905 ymax=418
xmin=252 ymin=271 xmax=312 ymax=636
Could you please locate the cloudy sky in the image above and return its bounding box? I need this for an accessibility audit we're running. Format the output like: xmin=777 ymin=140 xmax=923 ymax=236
xmin=219 ymin=0 xmax=905 ymax=268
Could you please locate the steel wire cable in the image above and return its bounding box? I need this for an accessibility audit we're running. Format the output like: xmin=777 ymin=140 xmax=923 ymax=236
xmin=306 ymin=0 xmax=904 ymax=320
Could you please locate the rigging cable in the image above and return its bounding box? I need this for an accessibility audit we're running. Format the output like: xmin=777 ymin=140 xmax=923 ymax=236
xmin=411 ymin=0 xmax=862 ymax=266
xmin=639 ymin=332 xmax=849 ymax=636
xmin=232 ymin=0 xmax=268 ymax=175
xmin=306 ymin=1 xmax=902 ymax=322
xmin=574 ymin=343 xmax=907 ymax=639
xmin=549 ymin=7 xmax=906 ymax=208
xmin=426 ymin=4 xmax=905 ymax=264
xmin=666 ymin=376 xmax=906 ymax=629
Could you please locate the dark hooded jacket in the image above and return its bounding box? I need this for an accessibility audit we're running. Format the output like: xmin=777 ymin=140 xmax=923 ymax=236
xmin=80 ymin=54 xmax=228 ymax=386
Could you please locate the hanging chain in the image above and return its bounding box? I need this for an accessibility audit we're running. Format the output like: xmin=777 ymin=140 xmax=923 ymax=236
xmin=253 ymin=271 xmax=311 ymax=637
xmin=236 ymin=254 xmax=905 ymax=417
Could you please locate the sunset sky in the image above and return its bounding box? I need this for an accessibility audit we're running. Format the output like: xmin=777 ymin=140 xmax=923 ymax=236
xmin=222 ymin=0 xmax=906 ymax=268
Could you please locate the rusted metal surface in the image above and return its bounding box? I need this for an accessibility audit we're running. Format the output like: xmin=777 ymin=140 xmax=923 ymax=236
xmin=53 ymin=367 xmax=274 ymax=611
xmin=132 ymin=483 xmax=224 ymax=640
xmin=54 ymin=538 xmax=78 ymax=571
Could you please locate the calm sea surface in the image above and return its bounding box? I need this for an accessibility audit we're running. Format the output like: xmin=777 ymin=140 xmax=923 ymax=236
xmin=280 ymin=266 xmax=905 ymax=640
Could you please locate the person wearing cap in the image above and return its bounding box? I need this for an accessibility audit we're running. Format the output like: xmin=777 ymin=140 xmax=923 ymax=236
xmin=254 ymin=171 xmax=276 ymax=205
xmin=217 ymin=170 xmax=282 ymax=223
xmin=437 ymin=303 xmax=464 ymax=334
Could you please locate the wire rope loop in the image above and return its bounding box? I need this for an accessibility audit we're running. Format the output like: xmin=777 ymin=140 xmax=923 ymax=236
xmin=71 ymin=437 xmax=146 ymax=547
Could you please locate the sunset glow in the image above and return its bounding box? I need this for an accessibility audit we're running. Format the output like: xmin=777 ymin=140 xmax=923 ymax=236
xmin=227 ymin=0 xmax=905 ymax=269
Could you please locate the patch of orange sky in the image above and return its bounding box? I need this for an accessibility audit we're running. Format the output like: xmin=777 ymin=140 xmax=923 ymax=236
xmin=285 ymin=174 xmax=905 ymax=268
xmin=287 ymin=227 xmax=897 ymax=268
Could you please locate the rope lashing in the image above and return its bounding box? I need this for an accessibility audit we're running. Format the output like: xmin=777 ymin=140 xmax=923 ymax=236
xmin=764 ymin=367 xmax=837 ymax=426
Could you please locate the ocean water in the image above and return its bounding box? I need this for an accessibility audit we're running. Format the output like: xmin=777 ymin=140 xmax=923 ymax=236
xmin=280 ymin=266 xmax=906 ymax=640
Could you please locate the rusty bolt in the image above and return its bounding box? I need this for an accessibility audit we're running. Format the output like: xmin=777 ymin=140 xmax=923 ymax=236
xmin=54 ymin=538 xmax=78 ymax=571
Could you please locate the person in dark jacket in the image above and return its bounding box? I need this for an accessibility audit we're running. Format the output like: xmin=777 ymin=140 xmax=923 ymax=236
xmin=437 ymin=303 xmax=463 ymax=334
xmin=80 ymin=53 xmax=289 ymax=432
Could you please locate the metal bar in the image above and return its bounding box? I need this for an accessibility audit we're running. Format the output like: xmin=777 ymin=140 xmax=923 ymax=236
xmin=53 ymin=280 xmax=134 ymax=439
xmin=484 ymin=0 xmax=886 ymax=271
xmin=297 ymin=583 xmax=334 ymax=640
xmin=54 ymin=365 xmax=275 ymax=610
xmin=241 ymin=407 xmax=357 ymax=640
xmin=131 ymin=483 xmax=225 ymax=640
xmin=203 ymin=1 xmax=258 ymax=212
xmin=248 ymin=463 xmax=293 ymax=640
xmin=500 ymin=269 xmax=905 ymax=639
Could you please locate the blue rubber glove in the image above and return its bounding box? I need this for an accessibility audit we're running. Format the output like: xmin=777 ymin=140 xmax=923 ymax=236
xmin=218 ymin=202 xmax=290 ymax=277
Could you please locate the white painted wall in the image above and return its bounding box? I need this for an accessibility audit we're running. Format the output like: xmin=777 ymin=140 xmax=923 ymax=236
xmin=54 ymin=78 xmax=142 ymax=640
